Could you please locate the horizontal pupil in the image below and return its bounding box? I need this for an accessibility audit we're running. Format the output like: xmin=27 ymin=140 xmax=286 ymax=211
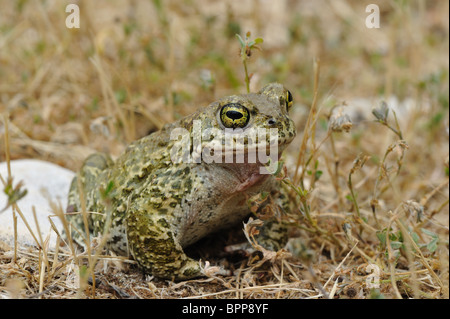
xmin=226 ymin=110 xmax=243 ymax=120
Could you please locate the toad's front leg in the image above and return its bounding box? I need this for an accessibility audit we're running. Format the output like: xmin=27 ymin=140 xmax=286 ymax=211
xmin=125 ymin=203 xmax=203 ymax=280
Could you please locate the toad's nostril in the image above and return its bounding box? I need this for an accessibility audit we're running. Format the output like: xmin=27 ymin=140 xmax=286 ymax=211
xmin=267 ymin=118 xmax=276 ymax=126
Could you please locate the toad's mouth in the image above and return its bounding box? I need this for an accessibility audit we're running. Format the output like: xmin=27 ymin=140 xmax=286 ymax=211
xmin=191 ymin=132 xmax=292 ymax=175
xmin=169 ymin=124 xmax=295 ymax=173
xmin=199 ymin=133 xmax=291 ymax=158
xmin=211 ymin=137 xmax=289 ymax=156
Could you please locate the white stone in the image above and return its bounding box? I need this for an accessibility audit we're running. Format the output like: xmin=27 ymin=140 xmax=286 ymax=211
xmin=0 ymin=159 xmax=75 ymax=248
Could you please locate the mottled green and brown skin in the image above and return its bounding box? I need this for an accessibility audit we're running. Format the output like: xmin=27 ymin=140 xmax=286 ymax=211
xmin=66 ymin=83 xmax=296 ymax=280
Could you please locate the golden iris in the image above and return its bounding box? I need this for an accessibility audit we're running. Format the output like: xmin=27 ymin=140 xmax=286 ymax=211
xmin=286 ymin=90 xmax=293 ymax=111
xmin=220 ymin=103 xmax=250 ymax=128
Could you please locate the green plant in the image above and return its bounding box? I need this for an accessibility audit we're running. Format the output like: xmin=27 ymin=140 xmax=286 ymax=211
xmin=236 ymin=32 xmax=263 ymax=93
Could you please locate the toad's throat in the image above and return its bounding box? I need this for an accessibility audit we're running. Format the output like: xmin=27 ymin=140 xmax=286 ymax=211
xmin=236 ymin=171 xmax=270 ymax=192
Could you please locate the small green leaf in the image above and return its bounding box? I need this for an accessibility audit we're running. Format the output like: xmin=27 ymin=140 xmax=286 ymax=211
xmin=314 ymin=160 xmax=319 ymax=170
xmin=1 ymin=178 xmax=28 ymax=212
xmin=390 ymin=241 xmax=403 ymax=249
xmin=100 ymin=180 xmax=115 ymax=201
xmin=114 ymin=88 xmax=127 ymax=104
xmin=372 ymin=101 xmax=390 ymax=122
xmin=422 ymin=228 xmax=439 ymax=253
xmin=421 ymin=228 xmax=438 ymax=238
xmin=427 ymin=238 xmax=438 ymax=253
xmin=79 ymin=265 xmax=88 ymax=278
xmin=104 ymin=181 xmax=114 ymax=196
xmin=410 ymin=231 xmax=420 ymax=244
xmin=271 ymin=160 xmax=284 ymax=176
xmin=253 ymin=37 xmax=264 ymax=45
xmin=315 ymin=170 xmax=323 ymax=181
xmin=260 ymin=191 xmax=269 ymax=200
xmin=376 ymin=230 xmax=387 ymax=246
xmin=369 ymin=289 xmax=385 ymax=299
xmin=235 ymin=34 xmax=245 ymax=48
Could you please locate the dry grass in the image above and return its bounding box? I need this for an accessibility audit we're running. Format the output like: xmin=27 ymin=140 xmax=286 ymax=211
xmin=0 ymin=0 xmax=448 ymax=299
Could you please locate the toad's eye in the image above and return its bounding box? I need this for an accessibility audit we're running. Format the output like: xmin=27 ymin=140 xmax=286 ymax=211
xmin=286 ymin=90 xmax=293 ymax=111
xmin=220 ymin=103 xmax=250 ymax=129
